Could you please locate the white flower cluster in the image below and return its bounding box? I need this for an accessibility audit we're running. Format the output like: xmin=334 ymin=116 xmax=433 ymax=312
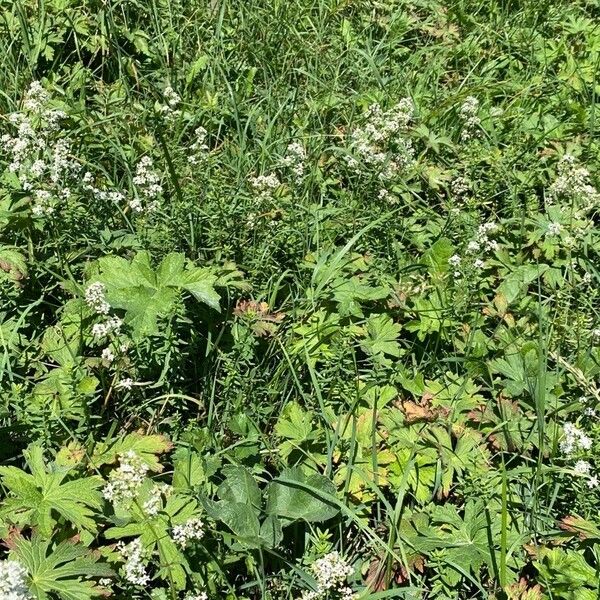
xmin=117 ymin=377 xmax=135 ymax=390
xmin=118 ymin=538 xmax=150 ymax=586
xmin=462 ymin=221 xmax=500 ymax=271
xmin=131 ymin=156 xmax=162 ymax=213
xmin=561 ymin=422 xmax=598 ymax=488
xmin=448 ymin=254 xmax=461 ymax=277
xmin=32 ymin=189 xmax=54 ymax=217
xmin=103 ymin=451 xmax=149 ymax=505
xmin=574 ymin=460 xmax=591 ymax=475
xmin=172 ymin=517 xmax=205 ymax=548
xmin=91 ymin=315 xmax=122 ymax=339
xmin=85 ymin=281 xmax=125 ymax=367
xmin=282 ymin=141 xmax=307 ymax=183
xmin=546 ymin=222 xmax=561 ymax=237
xmin=85 ymin=282 xmax=110 ymax=315
xmin=0 ymin=559 xmax=32 ymax=600
xmin=23 ymin=81 xmax=50 ymax=111
xmin=143 ymin=483 xmax=171 ymax=517
xmin=188 ymin=126 xmax=209 ymax=166
xmin=82 ymin=171 xmax=125 ymax=204
xmin=101 ymin=347 xmax=115 ymax=363
xmin=447 ymin=222 xmax=499 ymax=276
xmin=300 ymin=552 xmax=355 ymax=600
xmin=573 ymin=459 xmax=598 ymax=488
xmin=185 ymin=593 xmax=208 ymax=600
xmin=346 ymin=99 xmax=415 ymax=180
xmin=1 ymin=81 xmax=74 ymax=217
xmin=548 ymin=154 xmax=600 ymax=211
xmin=560 ymin=422 xmax=592 ymax=455
xmin=249 ymin=173 xmax=281 ymax=201
xmin=365 ymin=99 xmax=414 ymax=138
xmin=459 ymin=96 xmax=481 ymax=141
xmin=474 ymin=222 xmax=499 ymax=251
xmin=163 ymin=86 xmax=181 ymax=110
xmin=451 ymin=176 xmax=469 ymax=198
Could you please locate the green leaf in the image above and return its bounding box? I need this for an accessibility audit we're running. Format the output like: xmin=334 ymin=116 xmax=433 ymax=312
xmin=496 ymin=264 xmax=549 ymax=305
xmin=266 ymin=468 xmax=338 ymax=523
xmin=274 ymin=402 xmax=315 ymax=443
xmin=217 ymin=466 xmax=261 ymax=514
xmin=93 ymin=252 xmax=221 ymax=339
xmin=0 ymin=446 xmax=103 ymax=536
xmin=0 ymin=246 xmax=27 ymax=280
xmin=204 ymin=499 xmax=262 ymax=547
xmin=259 ymin=514 xmax=283 ymax=548
xmin=424 ymin=238 xmax=454 ymax=275
xmin=172 ymin=449 xmax=205 ymax=489
xmin=11 ymin=534 xmax=112 ymax=600
xmin=180 ymin=268 xmax=221 ymax=311
xmin=91 ymin=432 xmax=172 ymax=472
xmin=360 ymin=313 xmax=402 ymax=359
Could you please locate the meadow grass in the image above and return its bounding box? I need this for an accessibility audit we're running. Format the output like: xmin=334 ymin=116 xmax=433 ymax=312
xmin=1 ymin=1 xmax=600 ymax=599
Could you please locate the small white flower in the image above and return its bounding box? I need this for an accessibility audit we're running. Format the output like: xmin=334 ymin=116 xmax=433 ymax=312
xmin=560 ymin=422 xmax=592 ymax=455
xmin=143 ymin=485 xmax=167 ymax=517
xmin=31 ymin=189 xmax=54 ymax=216
xmin=547 ymin=222 xmax=562 ymax=236
xmin=163 ymin=86 xmax=181 ymax=109
xmin=548 ymin=154 xmax=600 ymax=211
xmin=85 ymin=282 xmax=110 ymax=315
xmin=474 ymin=259 xmax=485 ymax=269
xmin=118 ymin=538 xmax=150 ymax=586
xmin=103 ymin=451 xmax=149 ymax=505
xmin=188 ymin=126 xmax=209 ymax=165
xmin=459 ymin=96 xmax=481 ymax=140
xmin=23 ymin=81 xmax=49 ymax=112
xmin=249 ymin=173 xmax=281 ymax=201
xmin=281 ymin=141 xmax=307 ymax=183
xmin=588 ymin=475 xmax=599 ymax=489
xmin=132 ymin=157 xmax=162 ymax=213
xmin=448 ymin=254 xmax=461 ymax=267
xmin=117 ymin=378 xmax=134 ymax=390
xmin=0 ymin=559 xmax=32 ymax=600
xmin=311 ymin=551 xmax=353 ymax=592
xmin=185 ymin=593 xmax=208 ymax=600
xmin=101 ymin=347 xmax=115 ymax=364
xmin=91 ymin=316 xmax=122 ymax=338
xmin=451 ymin=177 xmax=469 ymax=197
xmin=172 ymin=517 xmax=205 ymax=548
xmin=574 ymin=460 xmax=591 ymax=475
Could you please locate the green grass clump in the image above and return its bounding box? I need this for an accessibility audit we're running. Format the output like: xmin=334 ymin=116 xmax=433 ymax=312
xmin=1 ymin=0 xmax=600 ymax=598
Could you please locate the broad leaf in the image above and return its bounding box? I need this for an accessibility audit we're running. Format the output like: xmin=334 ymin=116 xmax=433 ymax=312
xmin=266 ymin=468 xmax=338 ymax=522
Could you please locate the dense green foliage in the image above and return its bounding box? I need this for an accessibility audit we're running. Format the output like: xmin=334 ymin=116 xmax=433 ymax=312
xmin=1 ymin=0 xmax=600 ymax=598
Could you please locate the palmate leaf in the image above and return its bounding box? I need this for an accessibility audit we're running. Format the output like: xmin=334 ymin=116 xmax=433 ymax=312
xmin=427 ymin=501 xmax=494 ymax=586
xmin=330 ymin=276 xmax=389 ymax=317
xmin=91 ymin=431 xmax=172 ymax=472
xmin=359 ymin=313 xmax=402 ymax=361
xmin=10 ymin=534 xmax=112 ymax=600
xmin=0 ymin=446 xmax=103 ymax=536
xmin=93 ymin=251 xmax=221 ymax=340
